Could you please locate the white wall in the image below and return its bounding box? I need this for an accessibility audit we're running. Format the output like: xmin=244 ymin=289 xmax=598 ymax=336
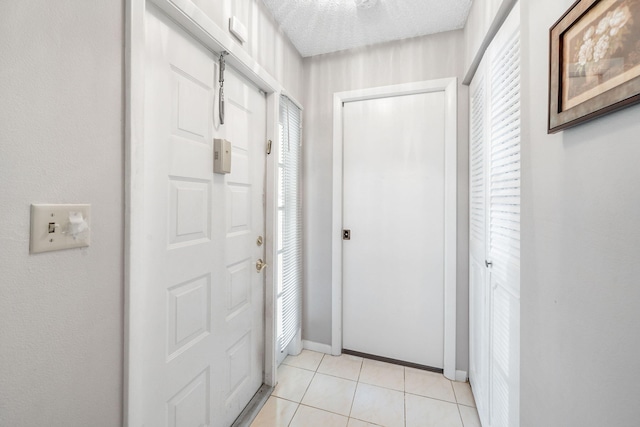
xmin=463 ymin=0 xmax=506 ymax=74
xmin=302 ymin=30 xmax=471 ymax=371
xmin=0 ymin=1 xmax=302 ymax=425
xmin=520 ymin=0 xmax=640 ymax=425
xmin=0 ymin=2 xmax=124 ymax=426
xmin=192 ymin=0 xmax=304 ymax=101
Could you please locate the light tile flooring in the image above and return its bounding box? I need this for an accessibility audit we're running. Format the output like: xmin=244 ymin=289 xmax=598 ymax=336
xmin=251 ymin=350 xmax=481 ymax=427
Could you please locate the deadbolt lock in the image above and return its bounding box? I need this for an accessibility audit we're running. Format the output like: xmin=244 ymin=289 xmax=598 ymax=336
xmin=256 ymin=236 xmax=264 ymax=246
xmin=343 ymin=229 xmax=351 ymax=240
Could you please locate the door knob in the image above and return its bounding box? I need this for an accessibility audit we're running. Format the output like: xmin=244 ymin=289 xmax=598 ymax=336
xmin=485 ymin=260 xmax=493 ymax=268
xmin=256 ymin=259 xmax=268 ymax=273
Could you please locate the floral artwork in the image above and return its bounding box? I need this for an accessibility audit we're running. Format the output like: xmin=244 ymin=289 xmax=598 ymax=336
xmin=562 ymin=0 xmax=640 ymax=110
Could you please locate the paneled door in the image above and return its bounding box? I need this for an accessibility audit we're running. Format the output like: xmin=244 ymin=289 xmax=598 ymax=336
xmin=342 ymin=91 xmax=446 ymax=368
xmin=136 ymin=6 xmax=266 ymax=427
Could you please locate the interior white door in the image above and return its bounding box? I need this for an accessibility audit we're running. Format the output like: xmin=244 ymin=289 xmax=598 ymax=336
xmin=487 ymin=7 xmax=521 ymax=426
xmin=468 ymin=4 xmax=521 ymax=427
xmin=138 ymin=6 xmax=266 ymax=427
xmin=468 ymin=58 xmax=490 ymax=423
xmin=342 ymin=92 xmax=446 ymax=368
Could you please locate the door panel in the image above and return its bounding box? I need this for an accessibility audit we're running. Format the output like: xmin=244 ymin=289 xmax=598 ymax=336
xmin=468 ymin=4 xmax=521 ymax=427
xmin=140 ymin=7 xmax=266 ymax=427
xmin=487 ymin=12 xmax=521 ymax=425
xmin=342 ymin=92 xmax=446 ymax=368
xmin=469 ymin=66 xmax=490 ymax=424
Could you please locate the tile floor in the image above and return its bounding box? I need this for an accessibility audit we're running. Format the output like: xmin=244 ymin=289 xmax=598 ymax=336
xmin=250 ymin=350 xmax=481 ymax=427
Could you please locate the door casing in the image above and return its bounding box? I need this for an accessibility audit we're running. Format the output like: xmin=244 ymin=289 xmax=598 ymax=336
xmin=331 ymin=79 xmax=459 ymax=380
xmin=124 ymin=0 xmax=296 ymax=424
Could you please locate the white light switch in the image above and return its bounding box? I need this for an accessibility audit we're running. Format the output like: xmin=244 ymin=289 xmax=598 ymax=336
xmin=30 ymin=204 xmax=91 ymax=254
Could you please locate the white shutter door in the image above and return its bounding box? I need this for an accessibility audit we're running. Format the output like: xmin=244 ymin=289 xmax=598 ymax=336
xmin=487 ymin=4 xmax=521 ymax=427
xmin=468 ymin=63 xmax=490 ymax=426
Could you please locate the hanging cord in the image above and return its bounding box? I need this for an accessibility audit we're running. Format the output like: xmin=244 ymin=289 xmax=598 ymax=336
xmin=219 ymin=51 xmax=228 ymax=125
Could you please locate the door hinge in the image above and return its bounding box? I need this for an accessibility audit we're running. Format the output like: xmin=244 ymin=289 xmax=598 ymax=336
xmin=266 ymin=139 xmax=272 ymax=155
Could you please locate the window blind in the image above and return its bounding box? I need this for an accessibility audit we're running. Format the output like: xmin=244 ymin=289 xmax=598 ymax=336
xmin=277 ymin=95 xmax=302 ymax=353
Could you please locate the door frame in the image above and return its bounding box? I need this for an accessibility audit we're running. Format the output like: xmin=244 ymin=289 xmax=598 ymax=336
xmin=125 ymin=0 xmax=290 ymax=424
xmin=331 ymin=79 xmax=458 ymax=380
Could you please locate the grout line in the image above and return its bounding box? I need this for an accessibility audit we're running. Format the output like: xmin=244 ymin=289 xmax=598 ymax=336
xmin=271 ymin=395 xmax=302 ymax=405
xmin=404 ymin=367 xmax=407 ymax=427
xmin=286 ymin=402 xmax=301 ymax=427
xmin=280 ymin=362 xmax=318 ymax=373
xmin=348 ymin=415 xmax=386 ymax=426
xmin=356 ymin=379 xmax=404 ymax=393
xmin=404 ymin=391 xmax=459 ymax=405
xmin=298 ymin=369 xmax=317 ymax=406
xmin=457 ymin=403 xmax=465 ymax=427
xmin=313 ymin=371 xmax=360 ymax=382
xmin=452 ymin=380 xmax=459 ymax=403
xmin=347 ymin=380 xmax=358 ymax=419
xmin=297 ymin=403 xmax=351 ymax=420
xmin=449 ymin=381 xmax=459 ymax=404
xmin=347 ymin=356 xmax=364 ymax=421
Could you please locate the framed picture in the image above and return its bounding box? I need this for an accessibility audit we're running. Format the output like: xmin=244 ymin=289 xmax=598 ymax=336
xmin=549 ymin=0 xmax=640 ymax=133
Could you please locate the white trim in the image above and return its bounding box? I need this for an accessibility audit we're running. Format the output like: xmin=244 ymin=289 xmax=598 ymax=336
xmin=302 ymin=340 xmax=333 ymax=355
xmin=455 ymin=370 xmax=469 ymax=382
xmin=331 ymin=78 xmax=458 ymax=379
xmin=462 ymin=0 xmax=518 ymax=85
xmin=281 ymin=90 xmax=304 ymax=112
xmin=264 ymin=92 xmax=279 ymax=388
xmin=148 ymin=0 xmax=279 ymax=93
xmin=124 ymin=0 xmax=146 ymax=425
xmin=125 ymin=0 xmax=286 ymax=423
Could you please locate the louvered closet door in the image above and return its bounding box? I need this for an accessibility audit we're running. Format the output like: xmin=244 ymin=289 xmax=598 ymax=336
xmin=487 ymin=4 xmax=520 ymax=427
xmin=468 ymin=3 xmax=520 ymax=427
xmin=468 ymin=57 xmax=490 ymax=424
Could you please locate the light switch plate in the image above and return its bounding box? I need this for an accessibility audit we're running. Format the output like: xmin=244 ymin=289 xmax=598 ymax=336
xmin=30 ymin=204 xmax=91 ymax=254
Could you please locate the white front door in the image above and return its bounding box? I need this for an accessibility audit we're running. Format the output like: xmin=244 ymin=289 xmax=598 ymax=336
xmin=342 ymin=92 xmax=446 ymax=368
xmin=137 ymin=6 xmax=266 ymax=427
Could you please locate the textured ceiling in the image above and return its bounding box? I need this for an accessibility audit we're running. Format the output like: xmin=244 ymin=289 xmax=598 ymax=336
xmin=261 ymin=0 xmax=473 ymax=57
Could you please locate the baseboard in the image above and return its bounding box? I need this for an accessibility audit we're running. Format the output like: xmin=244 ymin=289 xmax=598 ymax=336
xmin=455 ymin=370 xmax=468 ymax=382
xmin=302 ymin=340 xmax=332 ymax=354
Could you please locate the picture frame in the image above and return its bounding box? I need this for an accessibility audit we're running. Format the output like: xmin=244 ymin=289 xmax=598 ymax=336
xmin=549 ymin=0 xmax=640 ymax=133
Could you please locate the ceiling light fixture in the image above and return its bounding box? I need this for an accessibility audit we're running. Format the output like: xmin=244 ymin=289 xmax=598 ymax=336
xmin=354 ymin=0 xmax=378 ymax=10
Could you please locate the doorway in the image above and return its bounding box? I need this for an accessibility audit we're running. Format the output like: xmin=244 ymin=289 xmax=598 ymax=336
xmin=331 ymin=79 xmax=458 ymax=379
